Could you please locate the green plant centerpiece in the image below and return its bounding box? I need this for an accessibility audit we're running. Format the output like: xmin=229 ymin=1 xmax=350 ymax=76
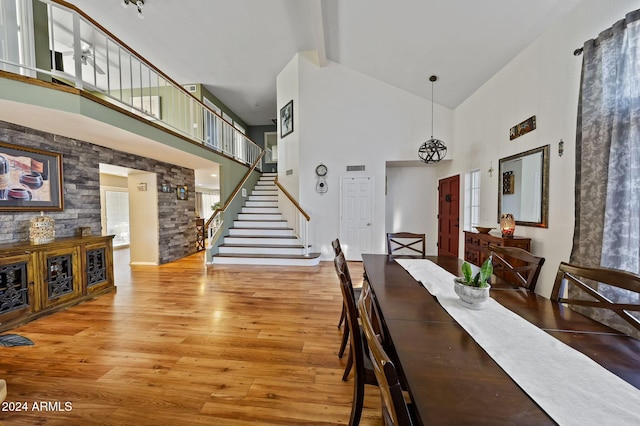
xmin=453 ymin=256 xmax=493 ymax=309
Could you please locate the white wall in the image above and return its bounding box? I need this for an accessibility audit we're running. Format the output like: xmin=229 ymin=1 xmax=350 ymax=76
xmin=277 ymin=1 xmax=640 ymax=294
xmin=276 ymin=54 xmax=300 ymax=197
xmin=444 ymin=0 xmax=640 ymax=297
xmin=128 ymin=171 xmax=159 ymax=265
xmin=277 ymin=51 xmax=454 ymax=260
xmin=385 ymin=165 xmax=438 ymax=254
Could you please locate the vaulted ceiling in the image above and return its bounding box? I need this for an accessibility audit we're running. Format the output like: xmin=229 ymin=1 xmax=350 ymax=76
xmin=65 ymin=0 xmax=582 ymax=126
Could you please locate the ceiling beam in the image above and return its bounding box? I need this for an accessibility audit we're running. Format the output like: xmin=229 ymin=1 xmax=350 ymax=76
xmin=310 ymin=0 xmax=327 ymax=67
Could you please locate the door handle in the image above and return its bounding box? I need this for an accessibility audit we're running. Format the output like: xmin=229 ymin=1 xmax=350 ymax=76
xmin=367 ymin=223 xmax=371 ymax=226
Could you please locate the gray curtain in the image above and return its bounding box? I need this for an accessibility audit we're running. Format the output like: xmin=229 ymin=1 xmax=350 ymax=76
xmin=572 ymin=9 xmax=640 ymax=338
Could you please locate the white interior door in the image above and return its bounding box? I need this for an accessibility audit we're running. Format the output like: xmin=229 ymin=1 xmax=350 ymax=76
xmin=340 ymin=176 xmax=373 ymax=261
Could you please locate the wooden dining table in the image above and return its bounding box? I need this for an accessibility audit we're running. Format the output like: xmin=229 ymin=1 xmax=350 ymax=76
xmin=361 ymin=254 xmax=640 ymax=425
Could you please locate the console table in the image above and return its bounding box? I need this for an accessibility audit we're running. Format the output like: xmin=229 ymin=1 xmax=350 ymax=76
xmin=0 ymin=235 xmax=115 ymax=332
xmin=463 ymin=230 xmax=531 ymax=268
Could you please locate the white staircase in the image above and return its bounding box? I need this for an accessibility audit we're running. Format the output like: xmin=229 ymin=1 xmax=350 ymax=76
xmin=211 ymin=173 xmax=320 ymax=266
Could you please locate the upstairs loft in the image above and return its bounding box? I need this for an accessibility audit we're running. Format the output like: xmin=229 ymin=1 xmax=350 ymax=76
xmin=0 ymin=0 xmax=263 ymax=175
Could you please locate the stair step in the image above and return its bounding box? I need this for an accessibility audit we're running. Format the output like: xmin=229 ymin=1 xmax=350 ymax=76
xmin=219 ymin=244 xmax=306 ymax=255
xmin=224 ymin=236 xmax=299 ymax=245
xmin=241 ymin=207 xmax=280 ymax=214
xmin=233 ymin=220 xmax=288 ymax=228
xmin=248 ymin=195 xmax=278 ymax=201
xmin=245 ymin=201 xmax=278 ymax=207
xmin=220 ymin=243 xmax=304 ymax=249
xmin=237 ymin=213 xmax=282 ymax=221
xmin=228 ymin=228 xmax=295 ymax=237
xmin=211 ymin=252 xmax=321 ymax=266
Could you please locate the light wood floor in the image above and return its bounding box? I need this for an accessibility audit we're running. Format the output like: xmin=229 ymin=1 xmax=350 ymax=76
xmin=0 ymin=250 xmax=382 ymax=425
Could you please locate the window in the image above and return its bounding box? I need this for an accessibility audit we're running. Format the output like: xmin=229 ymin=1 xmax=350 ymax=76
xmin=0 ymin=0 xmax=35 ymax=76
xmin=464 ymin=169 xmax=481 ymax=231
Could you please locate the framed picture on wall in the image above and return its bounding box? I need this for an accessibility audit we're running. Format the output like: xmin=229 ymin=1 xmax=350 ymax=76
xmin=176 ymin=185 xmax=188 ymax=200
xmin=0 ymin=141 xmax=64 ymax=211
xmin=280 ymin=100 xmax=293 ymax=138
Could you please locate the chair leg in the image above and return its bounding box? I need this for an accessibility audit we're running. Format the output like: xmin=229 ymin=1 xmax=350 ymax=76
xmin=338 ymin=305 xmax=346 ymax=328
xmin=338 ymin=323 xmax=349 ymax=358
xmin=342 ymin=346 xmax=353 ymax=381
xmin=348 ymin=367 xmax=364 ymax=426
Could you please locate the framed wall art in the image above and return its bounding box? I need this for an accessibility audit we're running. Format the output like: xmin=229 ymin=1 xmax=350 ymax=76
xmin=509 ymin=115 xmax=536 ymax=140
xmin=280 ymin=100 xmax=293 ymax=138
xmin=176 ymin=185 xmax=189 ymax=200
xmin=0 ymin=141 xmax=64 ymax=211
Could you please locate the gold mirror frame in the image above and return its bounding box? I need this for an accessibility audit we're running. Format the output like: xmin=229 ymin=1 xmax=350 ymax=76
xmin=497 ymin=144 xmax=549 ymax=228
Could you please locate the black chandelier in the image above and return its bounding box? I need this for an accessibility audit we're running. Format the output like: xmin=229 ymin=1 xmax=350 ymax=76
xmin=418 ymin=75 xmax=447 ymax=164
xmin=122 ymin=0 xmax=145 ymax=19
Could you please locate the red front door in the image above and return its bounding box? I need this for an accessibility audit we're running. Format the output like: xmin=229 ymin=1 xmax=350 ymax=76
xmin=438 ymin=175 xmax=460 ymax=257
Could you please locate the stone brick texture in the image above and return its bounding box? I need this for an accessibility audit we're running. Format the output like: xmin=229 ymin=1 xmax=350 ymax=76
xmin=0 ymin=120 xmax=196 ymax=264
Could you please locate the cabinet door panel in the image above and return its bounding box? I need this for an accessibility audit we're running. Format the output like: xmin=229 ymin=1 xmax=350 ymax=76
xmin=0 ymin=253 xmax=36 ymax=322
xmin=84 ymin=241 xmax=114 ymax=294
xmin=41 ymin=247 xmax=81 ymax=309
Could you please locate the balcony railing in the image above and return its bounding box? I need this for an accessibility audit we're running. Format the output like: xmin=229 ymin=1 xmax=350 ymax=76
xmin=0 ymin=0 xmax=262 ymax=167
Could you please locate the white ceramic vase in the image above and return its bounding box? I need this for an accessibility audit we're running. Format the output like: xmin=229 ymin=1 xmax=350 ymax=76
xmin=453 ymin=278 xmax=491 ymax=309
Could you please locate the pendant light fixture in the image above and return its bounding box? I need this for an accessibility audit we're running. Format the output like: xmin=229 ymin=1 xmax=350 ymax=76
xmin=418 ymin=75 xmax=447 ymax=163
xmin=122 ymin=0 xmax=145 ymax=19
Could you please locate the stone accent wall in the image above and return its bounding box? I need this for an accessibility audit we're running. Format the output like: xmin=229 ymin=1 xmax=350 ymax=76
xmin=0 ymin=120 xmax=196 ymax=264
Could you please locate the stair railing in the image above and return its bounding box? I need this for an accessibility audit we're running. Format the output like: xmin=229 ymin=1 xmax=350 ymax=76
xmin=205 ymin=151 xmax=266 ymax=247
xmin=274 ymin=176 xmax=311 ymax=256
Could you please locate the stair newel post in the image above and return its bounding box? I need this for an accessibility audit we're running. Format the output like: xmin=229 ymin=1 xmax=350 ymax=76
xmin=303 ymin=215 xmax=309 ymax=257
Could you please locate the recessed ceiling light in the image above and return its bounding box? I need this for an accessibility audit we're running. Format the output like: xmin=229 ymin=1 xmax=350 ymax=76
xmin=211 ymin=174 xmax=217 ymax=177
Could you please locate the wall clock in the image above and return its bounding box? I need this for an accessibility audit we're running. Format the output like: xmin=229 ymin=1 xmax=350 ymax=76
xmin=316 ymin=163 xmax=328 ymax=193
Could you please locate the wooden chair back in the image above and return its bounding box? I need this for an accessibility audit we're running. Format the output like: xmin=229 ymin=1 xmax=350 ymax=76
xmin=359 ymin=285 xmax=414 ymax=426
xmin=359 ymin=279 xmax=387 ymax=347
xmin=332 ymin=238 xmax=342 ymax=256
xmin=551 ymin=262 xmax=640 ymax=332
xmin=386 ymin=233 xmax=425 ymax=258
xmin=488 ymin=244 xmax=545 ymax=292
xmin=334 ymin=251 xmax=369 ymax=426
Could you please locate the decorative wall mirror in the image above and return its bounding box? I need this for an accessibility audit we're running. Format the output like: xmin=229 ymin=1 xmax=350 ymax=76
xmin=498 ymin=144 xmax=549 ymax=228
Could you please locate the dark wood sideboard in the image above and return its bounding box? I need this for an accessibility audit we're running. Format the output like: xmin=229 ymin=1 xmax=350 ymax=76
xmin=464 ymin=230 xmax=531 ymax=268
xmin=0 ymin=235 xmax=115 ymax=332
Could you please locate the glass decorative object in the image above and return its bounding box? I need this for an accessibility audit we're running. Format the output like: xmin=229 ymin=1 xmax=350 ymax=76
xmin=30 ymin=213 xmax=55 ymax=244
xmin=500 ymin=213 xmax=516 ymax=238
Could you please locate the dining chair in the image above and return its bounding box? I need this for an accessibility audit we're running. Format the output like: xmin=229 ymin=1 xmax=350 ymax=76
xmin=551 ymin=262 xmax=640 ymax=333
xmin=333 ymin=238 xmax=347 ymax=330
xmin=332 ymin=238 xmax=362 ymax=358
xmin=359 ymin=283 xmax=414 ymax=426
xmin=488 ymin=244 xmax=545 ymax=292
xmin=386 ymin=233 xmax=425 ymax=258
xmin=334 ymin=251 xmax=377 ymax=426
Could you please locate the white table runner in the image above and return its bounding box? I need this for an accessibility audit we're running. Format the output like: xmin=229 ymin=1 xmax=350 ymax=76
xmin=396 ymin=258 xmax=640 ymax=426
